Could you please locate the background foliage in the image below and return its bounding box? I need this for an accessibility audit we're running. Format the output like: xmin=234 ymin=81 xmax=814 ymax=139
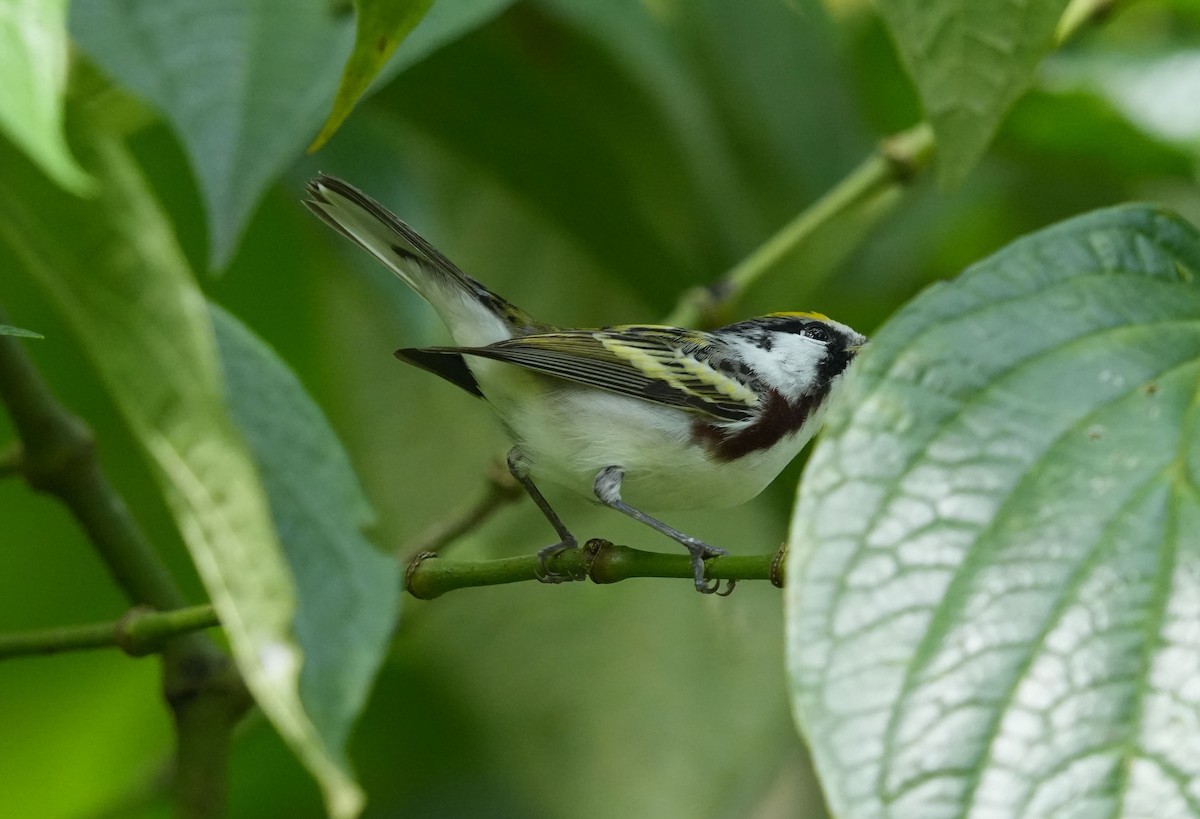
xmin=1 ymin=0 xmax=1199 ymax=817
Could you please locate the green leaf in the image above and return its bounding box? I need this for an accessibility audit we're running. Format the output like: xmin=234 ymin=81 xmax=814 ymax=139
xmin=1042 ymin=49 xmax=1200 ymax=148
xmin=311 ymin=0 xmax=516 ymax=151
xmin=372 ymin=0 xmax=516 ymax=84
xmin=309 ymin=0 xmax=435 ymax=152
xmin=210 ymin=303 xmax=399 ymax=763
xmin=69 ymin=0 xmax=356 ymax=268
xmin=875 ymin=0 xmax=1071 ymax=188
xmin=69 ymin=0 xmax=515 ymax=270
xmin=0 ymin=0 xmax=94 ymax=194
xmin=0 ymin=129 xmax=365 ymax=818
xmin=0 ymin=324 xmax=42 ymax=338
xmin=787 ymin=206 xmax=1200 ymax=817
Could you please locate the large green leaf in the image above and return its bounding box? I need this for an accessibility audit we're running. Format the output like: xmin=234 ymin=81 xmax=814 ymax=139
xmin=0 ymin=0 xmax=93 ymax=193
xmin=69 ymin=0 xmax=356 ymax=268
xmin=788 ymin=206 xmax=1200 ymax=818
xmin=211 ymin=304 xmax=399 ymax=763
xmin=0 ymin=130 xmax=365 ymax=817
xmin=69 ymin=0 xmax=516 ymax=270
xmin=875 ymin=0 xmax=1071 ymax=188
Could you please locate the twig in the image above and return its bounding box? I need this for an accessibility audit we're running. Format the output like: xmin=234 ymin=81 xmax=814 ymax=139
xmin=0 ymin=316 xmax=190 ymax=610
xmin=400 ymin=461 xmax=522 ymax=558
xmin=405 ymin=538 xmax=784 ymax=600
xmin=0 ymin=604 xmax=220 ymax=660
xmin=664 ymin=123 xmax=935 ymax=328
xmin=662 ymin=0 xmax=1124 ymax=331
xmin=0 ymin=307 xmax=247 ymax=819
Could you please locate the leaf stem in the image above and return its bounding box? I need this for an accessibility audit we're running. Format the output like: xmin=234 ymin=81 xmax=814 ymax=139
xmin=400 ymin=461 xmax=523 ymax=558
xmin=405 ymin=538 xmax=785 ymax=599
xmin=0 ymin=604 xmax=220 ymax=660
xmin=664 ymin=123 xmax=936 ymax=328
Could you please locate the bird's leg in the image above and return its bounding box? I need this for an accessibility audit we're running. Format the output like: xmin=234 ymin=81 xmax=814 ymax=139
xmin=593 ymin=466 xmax=734 ymax=595
xmin=506 ymin=448 xmax=580 ymax=582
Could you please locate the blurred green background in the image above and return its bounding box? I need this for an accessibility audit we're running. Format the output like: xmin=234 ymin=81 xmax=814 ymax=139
xmin=2 ymin=0 xmax=1199 ymax=816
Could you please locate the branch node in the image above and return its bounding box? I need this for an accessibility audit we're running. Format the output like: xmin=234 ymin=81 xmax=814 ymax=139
xmin=114 ymin=604 xmax=160 ymax=657
xmin=404 ymin=551 xmax=440 ymax=599
xmin=582 ymin=538 xmax=609 ymax=582
xmin=584 ymin=538 xmax=622 ymax=584
xmin=163 ymin=646 xmax=246 ymax=713
xmin=879 ymin=124 xmax=935 ymax=186
xmin=770 ymin=542 xmax=788 ymax=589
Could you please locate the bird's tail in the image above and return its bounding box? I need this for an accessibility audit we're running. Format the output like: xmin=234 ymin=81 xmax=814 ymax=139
xmin=305 ymin=174 xmax=541 ymax=348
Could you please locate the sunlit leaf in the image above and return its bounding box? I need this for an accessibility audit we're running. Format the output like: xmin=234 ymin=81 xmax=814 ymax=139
xmin=788 ymin=205 xmax=1200 ymax=817
xmin=875 ymin=0 xmax=1071 ymax=187
xmin=309 ymin=0 xmax=434 ymax=152
xmin=211 ymin=304 xmax=399 ymax=762
xmin=0 ymin=130 xmax=365 ymax=818
xmin=1042 ymin=49 xmax=1200 ymax=147
xmin=0 ymin=0 xmax=93 ymax=193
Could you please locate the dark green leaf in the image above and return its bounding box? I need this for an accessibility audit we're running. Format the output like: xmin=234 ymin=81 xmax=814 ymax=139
xmin=211 ymin=303 xmax=399 ymax=762
xmin=876 ymin=0 xmax=1071 ymax=187
xmin=788 ymin=205 xmax=1200 ymax=818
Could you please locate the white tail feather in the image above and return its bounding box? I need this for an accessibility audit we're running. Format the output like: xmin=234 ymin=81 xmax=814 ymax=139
xmin=306 ymin=174 xmax=522 ymax=348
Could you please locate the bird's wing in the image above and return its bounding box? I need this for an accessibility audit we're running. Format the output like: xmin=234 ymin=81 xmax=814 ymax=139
xmin=450 ymin=325 xmax=761 ymax=421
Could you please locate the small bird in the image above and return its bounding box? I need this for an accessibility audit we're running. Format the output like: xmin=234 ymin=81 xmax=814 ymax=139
xmin=305 ymin=174 xmax=866 ymax=593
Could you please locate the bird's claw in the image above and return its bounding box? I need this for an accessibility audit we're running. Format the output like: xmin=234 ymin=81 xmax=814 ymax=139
xmin=536 ymin=540 xmax=583 ymax=583
xmin=687 ymin=545 xmax=735 ymax=596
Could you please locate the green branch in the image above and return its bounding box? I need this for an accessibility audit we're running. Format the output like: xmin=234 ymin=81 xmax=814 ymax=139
xmin=661 ymin=0 xmax=1122 ymax=331
xmin=400 ymin=461 xmax=522 ymax=558
xmin=0 ymin=604 xmax=220 ymax=660
xmin=664 ymin=123 xmax=935 ymax=328
xmin=405 ymin=539 xmax=787 ymax=599
xmin=0 ymin=317 xmax=191 ymax=611
xmin=0 ymin=306 xmax=246 ymax=819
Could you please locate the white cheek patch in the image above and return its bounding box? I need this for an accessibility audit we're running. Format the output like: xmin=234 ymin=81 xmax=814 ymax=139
xmin=777 ymin=336 xmax=823 ymax=385
xmin=731 ymin=335 xmax=825 ymax=395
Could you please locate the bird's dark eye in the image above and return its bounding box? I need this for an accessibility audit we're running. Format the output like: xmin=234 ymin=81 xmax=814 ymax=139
xmin=802 ymin=325 xmax=830 ymax=343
